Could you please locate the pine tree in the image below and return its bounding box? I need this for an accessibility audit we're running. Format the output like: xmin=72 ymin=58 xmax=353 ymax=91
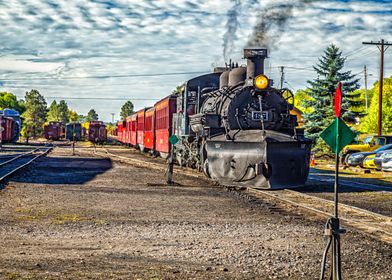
xmin=86 ymin=109 xmax=98 ymax=122
xmin=47 ymin=100 xmax=61 ymax=122
xmin=120 ymin=101 xmax=134 ymax=119
xmin=21 ymin=89 xmax=47 ymax=138
xmin=302 ymin=44 xmax=360 ymax=154
xmin=58 ymin=100 xmax=69 ymax=124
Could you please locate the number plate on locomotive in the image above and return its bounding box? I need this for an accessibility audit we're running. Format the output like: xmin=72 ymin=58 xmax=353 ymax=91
xmin=252 ymin=111 xmax=269 ymax=121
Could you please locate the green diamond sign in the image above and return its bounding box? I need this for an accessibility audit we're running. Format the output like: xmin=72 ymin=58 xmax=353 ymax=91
xmin=169 ymin=135 xmax=179 ymax=145
xmin=320 ymin=118 xmax=356 ymax=154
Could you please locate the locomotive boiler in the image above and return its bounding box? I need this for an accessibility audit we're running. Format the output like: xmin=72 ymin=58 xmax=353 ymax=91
xmin=173 ymin=49 xmax=312 ymax=189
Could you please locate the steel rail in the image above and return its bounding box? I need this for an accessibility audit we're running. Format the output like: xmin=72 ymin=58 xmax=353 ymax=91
xmin=92 ymin=147 xmax=205 ymax=179
xmin=0 ymin=147 xmax=52 ymax=183
xmin=0 ymin=148 xmax=42 ymax=167
xmin=247 ymin=188 xmax=392 ymax=245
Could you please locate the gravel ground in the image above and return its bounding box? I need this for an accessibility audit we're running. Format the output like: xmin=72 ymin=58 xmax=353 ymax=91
xmin=0 ymin=146 xmax=391 ymax=279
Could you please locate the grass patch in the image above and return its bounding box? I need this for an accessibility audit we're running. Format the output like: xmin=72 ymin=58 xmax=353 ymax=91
xmin=51 ymin=213 xmax=88 ymax=224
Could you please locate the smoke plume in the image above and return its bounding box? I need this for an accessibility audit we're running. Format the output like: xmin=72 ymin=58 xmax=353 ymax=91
xmin=223 ymin=0 xmax=242 ymax=61
xmin=247 ymin=0 xmax=319 ymax=50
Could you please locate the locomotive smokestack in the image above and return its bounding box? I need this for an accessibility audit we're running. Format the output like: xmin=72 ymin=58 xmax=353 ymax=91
xmin=244 ymin=48 xmax=268 ymax=83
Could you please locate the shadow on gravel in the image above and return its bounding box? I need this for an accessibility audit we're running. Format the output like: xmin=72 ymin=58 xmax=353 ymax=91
xmin=11 ymin=157 xmax=113 ymax=185
xmin=305 ymin=168 xmax=391 ymax=194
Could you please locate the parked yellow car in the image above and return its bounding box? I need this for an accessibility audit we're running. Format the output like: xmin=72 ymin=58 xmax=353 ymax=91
xmin=341 ymin=135 xmax=392 ymax=164
xmin=362 ymin=154 xmax=377 ymax=169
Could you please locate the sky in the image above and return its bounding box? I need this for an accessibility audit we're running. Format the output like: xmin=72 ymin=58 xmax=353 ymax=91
xmin=0 ymin=0 xmax=391 ymax=122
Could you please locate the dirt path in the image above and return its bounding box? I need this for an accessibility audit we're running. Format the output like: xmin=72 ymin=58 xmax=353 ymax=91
xmin=0 ymin=146 xmax=391 ymax=279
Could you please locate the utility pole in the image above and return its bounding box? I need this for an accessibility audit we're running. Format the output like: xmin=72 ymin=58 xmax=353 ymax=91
xmin=110 ymin=113 xmax=115 ymax=123
xmin=362 ymin=39 xmax=392 ymax=135
xmin=364 ymin=65 xmax=368 ymax=113
xmin=280 ymin=66 xmax=285 ymax=89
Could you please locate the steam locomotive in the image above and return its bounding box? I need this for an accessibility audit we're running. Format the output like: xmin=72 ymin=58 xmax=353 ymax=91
xmin=118 ymin=48 xmax=312 ymax=189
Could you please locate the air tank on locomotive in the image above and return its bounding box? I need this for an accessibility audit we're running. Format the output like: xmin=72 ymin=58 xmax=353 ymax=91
xmin=187 ymin=49 xmax=312 ymax=189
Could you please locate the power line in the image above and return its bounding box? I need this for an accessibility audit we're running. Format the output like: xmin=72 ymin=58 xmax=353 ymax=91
xmin=0 ymin=70 xmax=209 ymax=81
xmin=15 ymin=96 xmax=160 ymax=101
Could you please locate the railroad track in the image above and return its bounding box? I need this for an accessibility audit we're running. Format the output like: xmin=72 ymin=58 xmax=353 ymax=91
xmin=247 ymin=188 xmax=392 ymax=245
xmin=90 ymin=145 xmax=392 ymax=244
xmin=93 ymin=147 xmax=205 ymax=179
xmin=0 ymin=147 xmax=52 ymax=184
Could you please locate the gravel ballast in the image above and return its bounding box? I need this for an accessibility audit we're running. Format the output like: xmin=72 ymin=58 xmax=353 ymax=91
xmin=0 ymin=146 xmax=391 ymax=279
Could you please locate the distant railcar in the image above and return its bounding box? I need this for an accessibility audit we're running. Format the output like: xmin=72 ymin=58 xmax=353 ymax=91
xmin=0 ymin=116 xmax=15 ymax=143
xmin=88 ymin=121 xmax=107 ymax=143
xmin=0 ymin=108 xmax=21 ymax=142
xmin=65 ymin=122 xmax=82 ymax=141
xmin=44 ymin=122 xmax=63 ymax=140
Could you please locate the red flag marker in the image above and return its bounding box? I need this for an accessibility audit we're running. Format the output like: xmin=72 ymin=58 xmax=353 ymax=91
xmin=334 ymin=82 xmax=342 ymax=117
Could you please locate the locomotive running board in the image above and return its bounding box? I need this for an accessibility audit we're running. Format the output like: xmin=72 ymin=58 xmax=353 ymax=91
xmin=205 ymin=140 xmax=311 ymax=189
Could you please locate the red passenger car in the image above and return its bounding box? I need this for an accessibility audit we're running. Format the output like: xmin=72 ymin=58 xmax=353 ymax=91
xmin=123 ymin=116 xmax=130 ymax=145
xmin=136 ymin=109 xmax=146 ymax=150
xmin=154 ymin=96 xmax=177 ymax=157
xmin=130 ymin=113 xmax=138 ymax=147
xmin=144 ymin=107 xmax=155 ymax=151
xmin=117 ymin=121 xmax=124 ymax=143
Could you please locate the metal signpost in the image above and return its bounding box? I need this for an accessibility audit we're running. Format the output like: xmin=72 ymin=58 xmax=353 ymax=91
xmin=167 ymin=135 xmax=179 ymax=185
xmin=319 ymin=83 xmax=356 ymax=280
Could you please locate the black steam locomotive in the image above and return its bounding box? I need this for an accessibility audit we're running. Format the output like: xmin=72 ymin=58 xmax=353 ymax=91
xmin=172 ymin=49 xmax=312 ymax=189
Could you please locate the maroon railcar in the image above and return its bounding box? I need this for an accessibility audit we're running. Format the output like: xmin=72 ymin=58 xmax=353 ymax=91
xmin=44 ymin=122 xmax=63 ymax=140
xmin=0 ymin=116 xmax=14 ymax=143
xmin=88 ymin=121 xmax=107 ymax=143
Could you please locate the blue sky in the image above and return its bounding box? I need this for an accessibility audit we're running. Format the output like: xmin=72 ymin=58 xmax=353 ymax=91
xmin=0 ymin=0 xmax=391 ymax=121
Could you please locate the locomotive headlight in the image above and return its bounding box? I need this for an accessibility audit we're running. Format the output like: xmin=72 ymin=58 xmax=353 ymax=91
xmin=254 ymin=74 xmax=269 ymax=90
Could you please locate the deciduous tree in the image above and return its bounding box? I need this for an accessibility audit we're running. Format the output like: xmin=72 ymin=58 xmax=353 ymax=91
xmin=0 ymin=92 xmax=26 ymax=113
xmin=47 ymin=100 xmax=61 ymax=122
xmin=361 ymin=77 xmax=392 ymax=134
xmin=58 ymin=100 xmax=69 ymax=124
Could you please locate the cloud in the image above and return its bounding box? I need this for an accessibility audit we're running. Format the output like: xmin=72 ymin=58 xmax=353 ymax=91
xmin=0 ymin=0 xmax=391 ymax=121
